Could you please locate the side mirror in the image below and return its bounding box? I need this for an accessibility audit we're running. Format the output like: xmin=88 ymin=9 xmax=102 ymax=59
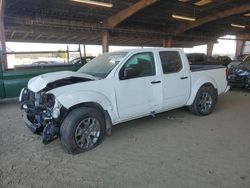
xmin=122 ymin=67 xmax=136 ymax=80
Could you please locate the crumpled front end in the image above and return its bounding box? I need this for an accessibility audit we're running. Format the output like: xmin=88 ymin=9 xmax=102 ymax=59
xmin=20 ymin=88 xmax=64 ymax=144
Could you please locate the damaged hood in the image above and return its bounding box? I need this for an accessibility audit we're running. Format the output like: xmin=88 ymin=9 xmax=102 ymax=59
xmin=28 ymin=71 xmax=97 ymax=92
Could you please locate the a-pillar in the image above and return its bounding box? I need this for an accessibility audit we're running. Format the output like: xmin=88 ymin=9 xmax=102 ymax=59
xmin=102 ymin=30 xmax=109 ymax=53
xmin=163 ymin=36 xmax=172 ymax=47
xmin=0 ymin=0 xmax=7 ymax=70
xmin=235 ymin=36 xmax=245 ymax=57
xmin=207 ymin=42 xmax=214 ymax=57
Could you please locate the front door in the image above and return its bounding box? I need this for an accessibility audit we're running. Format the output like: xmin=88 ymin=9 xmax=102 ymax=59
xmin=115 ymin=52 xmax=162 ymax=120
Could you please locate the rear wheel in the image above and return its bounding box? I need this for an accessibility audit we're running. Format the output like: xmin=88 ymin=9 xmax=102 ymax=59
xmin=60 ymin=107 xmax=105 ymax=154
xmin=189 ymin=86 xmax=217 ymax=116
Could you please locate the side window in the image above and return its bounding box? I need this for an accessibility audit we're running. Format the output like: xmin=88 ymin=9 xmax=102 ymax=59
xmin=159 ymin=51 xmax=183 ymax=74
xmin=119 ymin=52 xmax=156 ymax=80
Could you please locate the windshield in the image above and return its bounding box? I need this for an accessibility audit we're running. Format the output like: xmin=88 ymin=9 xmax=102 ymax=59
xmin=77 ymin=51 xmax=128 ymax=78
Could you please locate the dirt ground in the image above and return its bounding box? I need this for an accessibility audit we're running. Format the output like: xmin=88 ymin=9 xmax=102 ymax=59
xmin=0 ymin=90 xmax=250 ymax=188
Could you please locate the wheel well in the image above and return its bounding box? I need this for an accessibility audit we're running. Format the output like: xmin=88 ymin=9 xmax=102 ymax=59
xmin=200 ymin=83 xmax=218 ymax=103
xmin=60 ymin=102 xmax=112 ymax=133
xmin=201 ymin=83 xmax=215 ymax=89
xmin=69 ymin=102 xmax=105 ymax=114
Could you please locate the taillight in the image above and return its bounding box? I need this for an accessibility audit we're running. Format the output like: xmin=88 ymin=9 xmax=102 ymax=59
xmin=225 ymin=67 xmax=229 ymax=81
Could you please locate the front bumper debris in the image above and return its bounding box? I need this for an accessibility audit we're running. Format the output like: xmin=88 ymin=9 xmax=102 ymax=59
xmin=20 ymin=89 xmax=60 ymax=144
xmin=21 ymin=104 xmax=43 ymax=134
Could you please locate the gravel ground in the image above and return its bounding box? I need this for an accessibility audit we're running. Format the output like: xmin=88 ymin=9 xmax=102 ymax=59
xmin=0 ymin=90 xmax=250 ymax=188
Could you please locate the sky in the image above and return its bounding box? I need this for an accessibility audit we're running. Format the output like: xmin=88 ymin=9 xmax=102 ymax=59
xmin=6 ymin=35 xmax=237 ymax=57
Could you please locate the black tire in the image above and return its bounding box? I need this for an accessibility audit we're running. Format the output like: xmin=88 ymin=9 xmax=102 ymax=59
xmin=60 ymin=107 xmax=105 ymax=154
xmin=189 ymin=86 xmax=217 ymax=116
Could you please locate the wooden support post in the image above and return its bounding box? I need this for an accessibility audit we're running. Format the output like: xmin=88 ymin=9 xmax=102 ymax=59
xmin=0 ymin=0 xmax=7 ymax=70
xmin=163 ymin=37 xmax=172 ymax=47
xmin=102 ymin=30 xmax=109 ymax=53
xmin=235 ymin=38 xmax=245 ymax=57
xmin=207 ymin=42 xmax=214 ymax=56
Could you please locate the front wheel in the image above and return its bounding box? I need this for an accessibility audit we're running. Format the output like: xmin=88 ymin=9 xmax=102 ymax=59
xmin=60 ymin=107 xmax=105 ymax=154
xmin=189 ymin=86 xmax=217 ymax=116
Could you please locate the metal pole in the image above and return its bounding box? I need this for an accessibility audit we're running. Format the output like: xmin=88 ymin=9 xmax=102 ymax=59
xmin=0 ymin=0 xmax=7 ymax=70
xmin=67 ymin=45 xmax=69 ymax=63
xmin=78 ymin=44 xmax=82 ymax=60
xmin=83 ymin=44 xmax=86 ymax=57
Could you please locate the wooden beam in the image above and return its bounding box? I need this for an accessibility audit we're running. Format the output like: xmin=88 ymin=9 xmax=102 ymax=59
xmin=35 ymin=34 xmax=42 ymax=40
xmin=104 ymin=0 xmax=158 ymax=28
xmin=23 ymin=32 xmax=30 ymax=39
xmin=67 ymin=35 xmax=78 ymax=41
xmin=46 ymin=35 xmax=54 ymax=40
xmin=174 ymin=4 xmax=250 ymax=35
xmin=57 ymin=35 xmax=67 ymax=40
xmin=236 ymin=33 xmax=250 ymax=41
xmin=10 ymin=31 xmax=15 ymax=39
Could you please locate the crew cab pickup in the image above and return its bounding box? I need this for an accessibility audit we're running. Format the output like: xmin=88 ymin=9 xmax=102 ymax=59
xmin=20 ymin=48 xmax=229 ymax=154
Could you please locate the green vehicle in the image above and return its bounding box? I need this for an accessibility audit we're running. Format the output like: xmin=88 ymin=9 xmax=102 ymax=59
xmin=0 ymin=50 xmax=92 ymax=99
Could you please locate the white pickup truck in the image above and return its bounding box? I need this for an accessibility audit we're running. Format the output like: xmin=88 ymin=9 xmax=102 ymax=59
xmin=20 ymin=48 xmax=229 ymax=154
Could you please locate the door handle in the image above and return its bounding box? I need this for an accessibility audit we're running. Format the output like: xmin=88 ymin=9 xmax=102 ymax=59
xmin=151 ymin=81 xmax=161 ymax=84
xmin=180 ymin=76 xmax=188 ymax=80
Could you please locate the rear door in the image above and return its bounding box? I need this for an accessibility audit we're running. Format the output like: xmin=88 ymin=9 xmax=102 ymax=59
xmin=159 ymin=51 xmax=190 ymax=109
xmin=115 ymin=52 xmax=162 ymax=120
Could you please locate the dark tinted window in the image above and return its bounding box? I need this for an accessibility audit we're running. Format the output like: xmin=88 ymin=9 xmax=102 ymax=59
xmin=119 ymin=52 xmax=155 ymax=80
xmin=159 ymin=51 xmax=182 ymax=74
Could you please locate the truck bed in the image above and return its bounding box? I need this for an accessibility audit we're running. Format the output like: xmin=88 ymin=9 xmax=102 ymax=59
xmin=190 ymin=64 xmax=228 ymax=97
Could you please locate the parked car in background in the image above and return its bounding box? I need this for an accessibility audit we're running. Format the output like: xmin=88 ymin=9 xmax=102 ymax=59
xmin=32 ymin=60 xmax=61 ymax=65
xmin=0 ymin=57 xmax=93 ymax=100
xmin=227 ymin=54 xmax=250 ymax=69
xmin=228 ymin=60 xmax=250 ymax=89
xmin=20 ymin=48 xmax=229 ymax=154
xmin=69 ymin=56 xmax=95 ymax=66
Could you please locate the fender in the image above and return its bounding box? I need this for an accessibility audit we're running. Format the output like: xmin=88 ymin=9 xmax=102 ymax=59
xmin=186 ymin=76 xmax=217 ymax=106
xmin=49 ymin=90 xmax=117 ymax=123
